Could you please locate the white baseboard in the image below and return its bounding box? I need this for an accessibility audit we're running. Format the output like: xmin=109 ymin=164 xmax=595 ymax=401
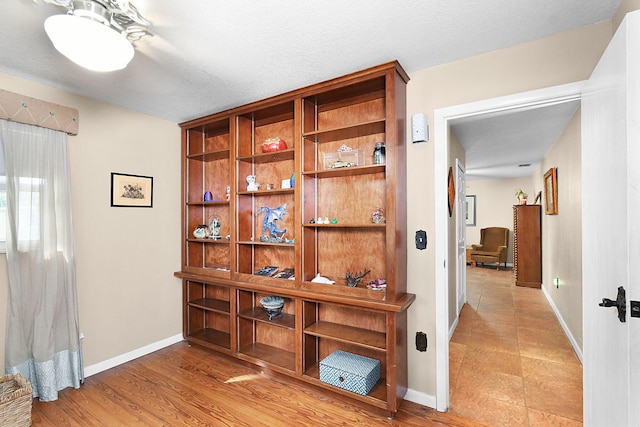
xmin=541 ymin=286 xmax=584 ymax=364
xmin=83 ymin=333 xmax=184 ymax=378
xmin=404 ymin=388 xmax=437 ymax=409
xmin=449 ymin=315 xmax=459 ymax=340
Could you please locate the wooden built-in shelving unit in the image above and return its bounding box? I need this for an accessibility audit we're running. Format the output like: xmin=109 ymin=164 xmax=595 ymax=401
xmin=176 ymin=61 xmax=414 ymax=417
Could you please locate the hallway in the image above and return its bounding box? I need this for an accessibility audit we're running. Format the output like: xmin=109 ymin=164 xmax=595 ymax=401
xmin=449 ymin=266 xmax=583 ymax=426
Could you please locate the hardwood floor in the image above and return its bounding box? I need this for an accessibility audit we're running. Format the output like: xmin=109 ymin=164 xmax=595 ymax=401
xmin=449 ymin=265 xmax=583 ymax=426
xmin=31 ymin=341 xmax=487 ymax=426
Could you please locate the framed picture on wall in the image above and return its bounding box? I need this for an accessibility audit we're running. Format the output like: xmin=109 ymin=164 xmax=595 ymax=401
xmin=466 ymin=195 xmax=476 ymax=226
xmin=111 ymin=172 xmax=153 ymax=208
xmin=544 ymin=167 xmax=558 ymax=215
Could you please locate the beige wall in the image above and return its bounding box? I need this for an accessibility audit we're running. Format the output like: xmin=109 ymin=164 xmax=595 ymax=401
xmin=536 ymin=109 xmax=583 ymax=349
xmin=406 ymin=21 xmax=611 ymax=399
xmin=0 ymin=73 xmax=182 ymax=370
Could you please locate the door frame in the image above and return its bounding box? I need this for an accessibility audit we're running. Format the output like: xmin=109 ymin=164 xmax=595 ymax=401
xmin=433 ymin=80 xmax=585 ymax=411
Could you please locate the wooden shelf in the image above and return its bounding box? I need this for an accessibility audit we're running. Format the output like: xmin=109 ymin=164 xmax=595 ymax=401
xmin=304 ymin=321 xmax=386 ymax=351
xmin=187 ymin=238 xmax=230 ymax=244
xmin=187 ymin=201 xmax=230 ymax=206
xmin=188 ymin=298 xmax=230 ymax=314
xmin=303 ymin=120 xmax=385 ymax=144
xmin=302 ymin=223 xmax=385 ymax=229
xmin=238 ymin=307 xmax=295 ymax=329
xmin=188 ymin=328 xmax=231 ymax=350
xmin=236 ymin=240 xmax=296 ymax=247
xmin=238 ymin=343 xmax=295 ymax=372
xmin=236 ymin=188 xmax=294 ymax=196
xmin=302 ymin=164 xmax=384 ymax=178
xmin=237 ymin=149 xmax=295 ymax=164
xmin=188 ymin=148 xmax=230 ymax=162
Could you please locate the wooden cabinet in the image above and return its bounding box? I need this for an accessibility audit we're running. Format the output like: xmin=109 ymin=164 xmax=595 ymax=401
xmin=513 ymin=205 xmax=542 ymax=288
xmin=176 ymin=62 xmax=414 ymax=417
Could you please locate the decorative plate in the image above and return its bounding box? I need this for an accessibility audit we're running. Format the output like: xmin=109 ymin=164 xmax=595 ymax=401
xmin=447 ymin=166 xmax=455 ymax=217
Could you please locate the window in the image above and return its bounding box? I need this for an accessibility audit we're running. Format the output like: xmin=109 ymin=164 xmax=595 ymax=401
xmin=0 ymin=176 xmax=45 ymax=253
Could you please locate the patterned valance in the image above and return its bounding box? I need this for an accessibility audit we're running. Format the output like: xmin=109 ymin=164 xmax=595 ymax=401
xmin=0 ymin=89 xmax=79 ymax=135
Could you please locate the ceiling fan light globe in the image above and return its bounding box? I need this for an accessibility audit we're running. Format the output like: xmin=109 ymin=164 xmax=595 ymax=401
xmin=44 ymin=14 xmax=134 ymax=72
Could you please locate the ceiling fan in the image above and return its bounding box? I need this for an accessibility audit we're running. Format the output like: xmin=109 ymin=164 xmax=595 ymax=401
xmin=37 ymin=0 xmax=152 ymax=72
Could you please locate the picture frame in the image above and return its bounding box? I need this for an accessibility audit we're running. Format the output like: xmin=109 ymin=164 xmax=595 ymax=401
xmin=465 ymin=195 xmax=476 ymax=226
xmin=111 ymin=172 xmax=153 ymax=208
xmin=534 ymin=190 xmax=542 ymax=205
xmin=543 ymin=167 xmax=558 ymax=215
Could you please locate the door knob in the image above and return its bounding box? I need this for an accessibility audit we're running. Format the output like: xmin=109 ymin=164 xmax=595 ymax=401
xmin=599 ymin=286 xmax=626 ymax=323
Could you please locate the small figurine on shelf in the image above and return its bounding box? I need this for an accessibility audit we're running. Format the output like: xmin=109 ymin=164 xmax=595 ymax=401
xmin=331 ymin=217 xmax=338 ymax=224
xmin=366 ymin=278 xmax=387 ymax=291
xmin=345 ymin=268 xmax=371 ymax=287
xmin=257 ymin=204 xmax=288 ymax=243
xmin=192 ymin=224 xmax=210 ymax=239
xmin=261 ymin=137 xmax=288 ymax=153
xmin=515 ymin=188 xmax=528 ymax=205
xmin=311 ymin=273 xmax=335 ymax=284
xmin=204 ymin=191 xmax=213 ymax=202
xmin=208 ymin=215 xmax=221 ymax=240
xmin=316 ymin=217 xmax=324 ymax=224
xmin=247 ymin=175 xmax=260 ymax=191
xmin=372 ymin=207 xmax=386 ymax=224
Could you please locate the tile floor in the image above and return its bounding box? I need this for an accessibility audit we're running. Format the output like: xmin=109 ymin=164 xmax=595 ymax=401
xmin=449 ymin=265 xmax=583 ymax=426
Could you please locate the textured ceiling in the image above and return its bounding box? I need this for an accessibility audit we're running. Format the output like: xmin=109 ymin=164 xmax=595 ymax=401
xmin=0 ymin=0 xmax=621 ymax=123
xmin=451 ymin=100 xmax=581 ymax=180
xmin=0 ymin=0 xmax=621 ymax=180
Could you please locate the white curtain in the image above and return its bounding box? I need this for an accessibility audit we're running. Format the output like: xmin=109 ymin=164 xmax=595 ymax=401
xmin=0 ymin=120 xmax=83 ymax=401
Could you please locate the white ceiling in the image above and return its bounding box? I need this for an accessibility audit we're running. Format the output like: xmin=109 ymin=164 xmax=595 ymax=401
xmin=451 ymin=99 xmax=581 ymax=180
xmin=0 ymin=0 xmax=620 ymax=178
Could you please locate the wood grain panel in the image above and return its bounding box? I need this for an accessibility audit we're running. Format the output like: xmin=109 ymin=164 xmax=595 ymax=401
xmin=316 ymin=228 xmax=386 ymax=281
xmin=317 ymin=172 xmax=385 ymax=223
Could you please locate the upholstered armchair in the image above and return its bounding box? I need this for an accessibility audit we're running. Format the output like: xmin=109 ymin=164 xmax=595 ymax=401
xmin=470 ymin=227 xmax=509 ymax=270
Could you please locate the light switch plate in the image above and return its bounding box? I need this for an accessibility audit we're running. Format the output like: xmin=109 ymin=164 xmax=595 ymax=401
xmin=416 ymin=332 xmax=427 ymax=351
xmin=415 ymin=230 xmax=427 ymax=250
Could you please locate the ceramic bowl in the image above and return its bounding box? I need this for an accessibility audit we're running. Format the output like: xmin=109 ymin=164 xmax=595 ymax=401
xmin=260 ymin=295 xmax=285 ymax=310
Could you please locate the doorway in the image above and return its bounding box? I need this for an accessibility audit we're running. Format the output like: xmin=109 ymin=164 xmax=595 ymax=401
xmin=433 ymin=81 xmax=586 ymax=411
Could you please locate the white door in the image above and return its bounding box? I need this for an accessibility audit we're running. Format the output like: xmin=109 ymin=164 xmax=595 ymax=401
xmin=581 ymin=10 xmax=639 ymax=426
xmin=455 ymin=159 xmax=466 ymax=314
